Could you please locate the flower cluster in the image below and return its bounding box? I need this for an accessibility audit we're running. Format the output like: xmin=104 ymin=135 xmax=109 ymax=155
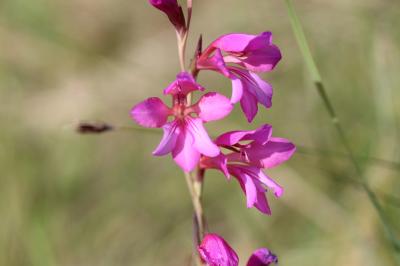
xmin=131 ymin=0 xmax=296 ymax=265
xmin=200 ymin=125 xmax=295 ymax=215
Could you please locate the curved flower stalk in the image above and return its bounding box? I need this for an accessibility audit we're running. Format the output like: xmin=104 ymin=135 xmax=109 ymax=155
xmin=129 ymin=1 xmax=295 ymax=265
xmin=198 ymin=233 xmax=278 ymax=266
xmin=197 ymin=32 xmax=282 ymax=122
xmin=200 ymin=124 xmax=296 ymax=214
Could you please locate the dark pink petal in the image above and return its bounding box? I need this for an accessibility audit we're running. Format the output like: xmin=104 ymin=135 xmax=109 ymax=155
xmin=237 ymin=32 xmax=281 ymax=73
xmin=245 ymin=32 xmax=273 ymax=50
xmin=253 ymin=188 xmax=272 ymax=215
xmin=215 ymin=124 xmax=272 ymax=146
xmin=231 ymin=166 xmax=283 ymax=198
xmin=232 ymin=69 xmax=272 ymax=109
xmin=164 ymin=72 xmax=205 ymax=96
xmin=245 ymin=138 xmax=296 ymax=169
xmin=252 ymin=168 xmax=284 ymax=198
xmin=172 ymin=127 xmax=200 ymax=172
xmin=153 ymin=121 xmax=179 ymax=156
xmin=212 ymin=33 xmax=258 ymax=52
xmin=215 ymin=130 xmax=253 ymax=146
xmin=198 ymin=234 xmax=239 ymax=266
xmin=239 ymin=44 xmax=281 ymax=73
xmin=149 ymin=0 xmax=186 ymax=33
xmin=247 ymin=72 xmax=273 ymax=108
xmin=186 ymin=118 xmax=220 ymax=157
xmin=200 ymin=154 xmax=230 ymax=179
xmin=229 ymin=165 xmax=272 ymax=215
xmin=243 ymin=124 xmax=272 ymax=144
xmin=197 ymin=49 xmax=230 ymax=77
xmin=225 ymin=155 xmax=284 ymax=198
xmin=195 ymin=92 xmax=233 ymax=122
xmin=240 ymin=89 xmax=259 ymax=123
xmin=247 ymin=248 xmax=278 ymax=266
xmin=213 ymin=32 xmax=281 ymax=73
xmin=130 ymin=97 xmax=170 ymax=128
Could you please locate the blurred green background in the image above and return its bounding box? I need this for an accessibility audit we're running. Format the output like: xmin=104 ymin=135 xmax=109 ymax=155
xmin=1 ymin=0 xmax=400 ymax=265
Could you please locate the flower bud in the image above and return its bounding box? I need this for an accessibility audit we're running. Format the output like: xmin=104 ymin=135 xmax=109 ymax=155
xmin=198 ymin=234 xmax=239 ymax=266
xmin=149 ymin=0 xmax=186 ymax=34
xmin=246 ymin=248 xmax=278 ymax=266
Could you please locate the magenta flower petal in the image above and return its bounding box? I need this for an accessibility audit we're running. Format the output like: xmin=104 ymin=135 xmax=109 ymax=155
xmin=186 ymin=118 xmax=220 ymax=157
xmin=231 ymin=68 xmax=273 ymax=110
xmin=215 ymin=130 xmax=252 ymax=146
xmin=215 ymin=124 xmax=272 ymax=146
xmin=247 ymin=72 xmax=273 ymax=108
xmin=172 ymin=127 xmax=200 ymax=172
xmin=240 ymin=90 xmax=258 ymax=123
xmin=253 ymin=188 xmax=272 ymax=215
xmin=247 ymin=124 xmax=273 ymax=144
xmin=247 ymin=248 xmax=278 ymax=266
xmin=245 ymin=138 xmax=296 ymax=169
xmin=231 ymin=76 xmax=244 ymax=104
xmin=130 ymin=97 xmax=170 ymax=128
xmin=153 ymin=121 xmax=180 ymax=156
xmin=229 ymin=165 xmax=272 ymax=215
xmin=239 ymin=44 xmax=281 ymax=73
xmin=200 ymin=154 xmax=230 ymax=179
xmin=198 ymin=234 xmax=239 ymax=266
xmin=212 ymin=33 xmax=260 ymax=52
xmin=240 ymin=32 xmax=281 ymax=73
xmin=243 ymin=172 xmax=258 ymax=208
xmin=247 ymin=167 xmax=284 ymax=198
xmin=196 ymin=92 xmax=233 ymax=122
xmin=212 ymin=32 xmax=282 ymax=73
xmin=164 ymin=72 xmax=205 ymax=96
xmin=149 ymin=0 xmax=186 ymax=33
xmin=197 ymin=49 xmax=230 ymax=77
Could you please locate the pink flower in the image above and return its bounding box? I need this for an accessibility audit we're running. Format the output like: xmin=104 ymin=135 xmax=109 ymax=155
xmin=198 ymin=234 xmax=239 ymax=266
xmin=198 ymin=234 xmax=278 ymax=266
xmin=200 ymin=124 xmax=295 ymax=214
xmin=131 ymin=77 xmax=233 ymax=171
xmin=247 ymin=248 xmax=278 ymax=266
xmin=197 ymin=32 xmax=281 ymax=122
xmin=204 ymin=32 xmax=281 ymax=73
xmin=215 ymin=124 xmax=296 ymax=169
xmin=149 ymin=0 xmax=186 ymax=33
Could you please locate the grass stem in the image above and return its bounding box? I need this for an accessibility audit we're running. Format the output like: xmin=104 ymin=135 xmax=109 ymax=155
xmin=283 ymin=0 xmax=400 ymax=261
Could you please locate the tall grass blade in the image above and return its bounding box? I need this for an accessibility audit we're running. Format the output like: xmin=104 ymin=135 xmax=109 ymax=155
xmin=283 ymin=0 xmax=400 ymax=262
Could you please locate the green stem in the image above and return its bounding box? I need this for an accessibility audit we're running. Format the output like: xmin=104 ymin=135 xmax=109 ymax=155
xmin=184 ymin=172 xmax=205 ymax=266
xmin=283 ymin=0 xmax=400 ymax=261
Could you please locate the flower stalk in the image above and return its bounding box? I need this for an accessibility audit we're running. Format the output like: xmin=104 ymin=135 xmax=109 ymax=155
xmin=132 ymin=1 xmax=293 ymax=265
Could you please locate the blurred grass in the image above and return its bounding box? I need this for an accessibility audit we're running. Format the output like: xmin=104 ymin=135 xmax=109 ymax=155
xmin=0 ymin=0 xmax=400 ymax=265
xmin=284 ymin=0 xmax=400 ymax=260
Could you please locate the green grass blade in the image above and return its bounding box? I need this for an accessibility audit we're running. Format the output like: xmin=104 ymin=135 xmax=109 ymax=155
xmin=283 ymin=0 xmax=400 ymax=262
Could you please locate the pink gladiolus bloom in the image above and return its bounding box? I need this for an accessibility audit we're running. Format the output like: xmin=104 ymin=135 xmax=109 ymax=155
xmin=131 ymin=84 xmax=233 ymax=171
xmin=197 ymin=32 xmax=281 ymax=122
xmin=149 ymin=0 xmax=186 ymax=33
xmin=200 ymin=124 xmax=295 ymax=214
xmin=247 ymin=248 xmax=278 ymax=266
xmin=205 ymin=32 xmax=281 ymax=73
xmin=198 ymin=234 xmax=239 ymax=266
xmin=199 ymin=234 xmax=278 ymax=266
